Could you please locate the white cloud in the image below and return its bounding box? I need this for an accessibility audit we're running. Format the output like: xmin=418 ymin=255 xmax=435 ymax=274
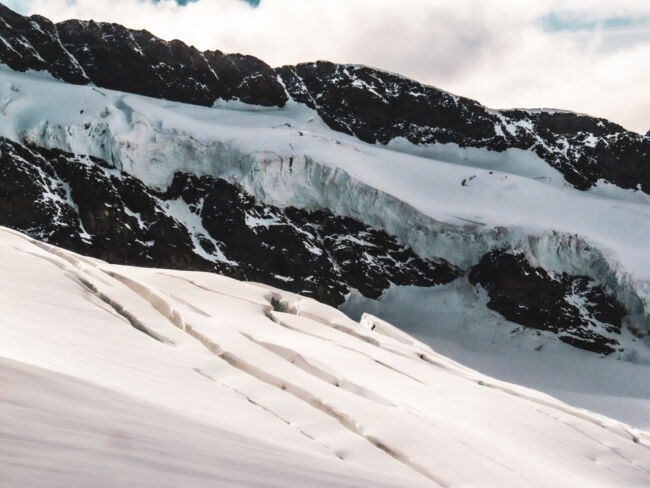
xmin=19 ymin=0 xmax=650 ymax=134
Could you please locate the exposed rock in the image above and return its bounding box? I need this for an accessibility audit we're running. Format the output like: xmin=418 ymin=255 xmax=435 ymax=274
xmin=468 ymin=251 xmax=626 ymax=354
xmin=0 ymin=4 xmax=286 ymax=108
xmin=280 ymin=62 xmax=650 ymax=192
xmin=55 ymin=20 xmax=287 ymax=107
xmin=0 ymin=6 xmax=89 ymax=84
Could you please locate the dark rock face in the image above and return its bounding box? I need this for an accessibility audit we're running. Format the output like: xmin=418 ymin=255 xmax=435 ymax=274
xmin=55 ymin=21 xmax=287 ymax=107
xmin=0 ymin=4 xmax=286 ymax=108
xmin=0 ymin=138 xmax=213 ymax=271
xmin=278 ymin=62 xmax=496 ymax=145
xmin=0 ymin=137 xmax=460 ymax=306
xmin=0 ymin=6 xmax=89 ymax=84
xmin=503 ymin=110 xmax=650 ymax=191
xmin=0 ymin=141 xmax=81 ymax=246
xmin=0 ymin=4 xmax=648 ymax=193
xmin=468 ymin=251 xmax=626 ymax=355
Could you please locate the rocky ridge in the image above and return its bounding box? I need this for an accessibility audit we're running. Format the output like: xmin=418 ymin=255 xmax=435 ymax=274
xmin=0 ymin=4 xmax=648 ymax=193
xmin=0 ymin=137 xmax=460 ymax=306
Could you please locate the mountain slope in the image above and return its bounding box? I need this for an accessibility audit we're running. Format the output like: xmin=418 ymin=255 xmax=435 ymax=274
xmin=1 ymin=226 xmax=649 ymax=487
xmin=0 ymin=136 xmax=459 ymax=305
xmin=1 ymin=358 xmax=406 ymax=488
xmin=0 ymin=4 xmax=649 ymax=428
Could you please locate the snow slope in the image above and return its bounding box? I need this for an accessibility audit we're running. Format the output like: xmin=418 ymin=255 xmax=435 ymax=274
xmin=1 ymin=226 xmax=649 ymax=487
xmin=342 ymin=283 xmax=650 ymax=430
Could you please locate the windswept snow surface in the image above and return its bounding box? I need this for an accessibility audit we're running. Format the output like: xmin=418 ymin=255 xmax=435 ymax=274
xmin=1 ymin=226 xmax=650 ymax=487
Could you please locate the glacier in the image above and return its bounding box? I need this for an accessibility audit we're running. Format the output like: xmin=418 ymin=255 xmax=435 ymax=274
xmin=2 ymin=67 xmax=649 ymax=292
xmin=1 ymin=65 xmax=649 ymax=427
xmin=2 ymin=5 xmax=650 ymax=484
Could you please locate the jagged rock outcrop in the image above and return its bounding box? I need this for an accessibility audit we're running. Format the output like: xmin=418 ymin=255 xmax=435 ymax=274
xmin=0 ymin=4 xmax=286 ymax=107
xmin=0 ymin=4 xmax=648 ymax=193
xmin=468 ymin=251 xmax=626 ymax=354
xmin=279 ymin=62 xmax=650 ymax=192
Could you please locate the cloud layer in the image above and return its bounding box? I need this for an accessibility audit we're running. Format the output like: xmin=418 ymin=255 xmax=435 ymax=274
xmin=16 ymin=0 xmax=650 ymax=134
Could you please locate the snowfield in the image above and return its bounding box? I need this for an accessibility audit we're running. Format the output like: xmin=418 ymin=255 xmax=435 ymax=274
xmin=1 ymin=226 xmax=650 ymax=487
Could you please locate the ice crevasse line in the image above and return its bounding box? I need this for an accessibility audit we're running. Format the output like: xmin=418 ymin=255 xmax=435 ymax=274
xmin=5 ymin=228 xmax=448 ymax=485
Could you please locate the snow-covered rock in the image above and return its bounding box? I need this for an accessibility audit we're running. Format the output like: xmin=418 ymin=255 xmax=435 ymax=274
xmin=0 ymin=137 xmax=460 ymax=305
xmin=0 ymin=64 xmax=647 ymax=359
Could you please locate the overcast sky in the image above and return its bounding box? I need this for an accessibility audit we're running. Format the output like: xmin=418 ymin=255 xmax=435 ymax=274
xmin=7 ymin=0 xmax=650 ymax=134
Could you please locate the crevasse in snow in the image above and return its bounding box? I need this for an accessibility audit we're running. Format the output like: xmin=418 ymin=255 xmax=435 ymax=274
xmin=2 ymin=226 xmax=649 ymax=487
